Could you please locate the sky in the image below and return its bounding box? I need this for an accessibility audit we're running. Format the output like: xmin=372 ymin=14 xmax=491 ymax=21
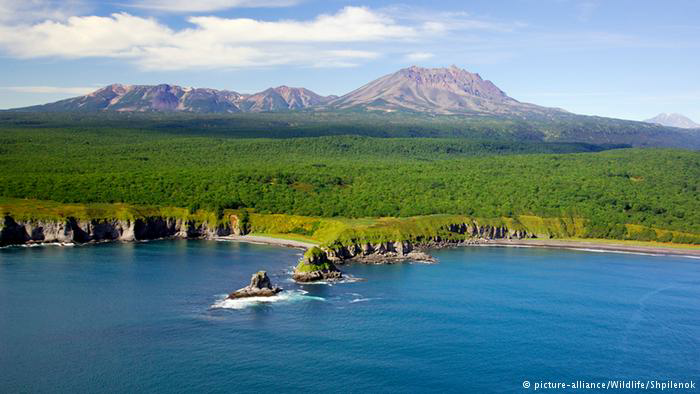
xmin=0 ymin=0 xmax=698 ymax=121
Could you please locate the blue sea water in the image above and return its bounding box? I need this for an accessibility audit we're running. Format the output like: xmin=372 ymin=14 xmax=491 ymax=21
xmin=1 ymin=240 xmax=699 ymax=393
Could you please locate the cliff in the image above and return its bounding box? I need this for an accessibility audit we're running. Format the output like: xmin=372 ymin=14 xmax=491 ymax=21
xmin=0 ymin=214 xmax=246 ymax=246
xmin=292 ymin=247 xmax=343 ymax=282
xmin=323 ymin=221 xmax=532 ymax=263
xmin=5 ymin=198 xmax=697 ymax=259
xmin=1 ymin=211 xmax=534 ymax=256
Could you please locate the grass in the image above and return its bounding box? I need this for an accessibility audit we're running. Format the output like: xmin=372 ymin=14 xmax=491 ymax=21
xmin=4 ymin=197 xmax=700 ymax=248
xmin=0 ymin=197 xmax=217 ymax=224
xmin=295 ymin=247 xmax=334 ymax=272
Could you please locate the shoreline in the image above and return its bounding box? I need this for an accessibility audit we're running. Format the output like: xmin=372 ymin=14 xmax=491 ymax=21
xmin=216 ymin=235 xmax=317 ymax=250
xmin=482 ymin=239 xmax=700 ymax=258
xmin=4 ymin=233 xmax=700 ymax=260
xmin=218 ymin=235 xmax=700 ymax=261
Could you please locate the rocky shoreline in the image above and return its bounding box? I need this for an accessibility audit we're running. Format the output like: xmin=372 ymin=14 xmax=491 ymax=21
xmin=292 ymin=247 xmax=344 ymax=282
xmin=325 ymin=238 xmax=492 ymax=264
xmin=4 ymin=214 xmax=697 ymax=260
xmin=0 ymin=215 xmax=238 ymax=247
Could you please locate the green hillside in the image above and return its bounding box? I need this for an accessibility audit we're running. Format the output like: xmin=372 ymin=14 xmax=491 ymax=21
xmin=2 ymin=110 xmax=698 ymax=148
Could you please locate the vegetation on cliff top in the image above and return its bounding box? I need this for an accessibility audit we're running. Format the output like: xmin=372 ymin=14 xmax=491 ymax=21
xmin=4 ymin=197 xmax=699 ymax=245
xmin=295 ymin=247 xmax=335 ymax=272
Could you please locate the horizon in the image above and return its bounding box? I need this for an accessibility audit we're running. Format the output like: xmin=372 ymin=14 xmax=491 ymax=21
xmin=1 ymin=1 xmax=699 ymax=121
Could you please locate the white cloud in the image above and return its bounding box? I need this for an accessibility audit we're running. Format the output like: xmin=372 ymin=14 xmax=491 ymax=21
xmin=125 ymin=0 xmax=300 ymax=13
xmin=0 ymin=7 xmax=428 ymax=70
xmin=379 ymin=6 xmax=524 ymax=33
xmin=183 ymin=7 xmax=417 ymax=43
xmin=0 ymin=13 xmax=172 ymax=58
xmin=0 ymin=86 xmax=97 ymax=94
xmin=405 ymin=52 xmax=434 ymax=61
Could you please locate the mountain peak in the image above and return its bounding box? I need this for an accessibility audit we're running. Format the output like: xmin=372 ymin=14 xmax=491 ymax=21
xmin=328 ymin=65 xmax=542 ymax=114
xmin=645 ymin=113 xmax=700 ymax=129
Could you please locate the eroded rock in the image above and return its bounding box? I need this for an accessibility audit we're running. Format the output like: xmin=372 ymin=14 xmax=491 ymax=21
xmin=227 ymin=271 xmax=282 ymax=299
xmin=293 ymin=247 xmax=343 ymax=282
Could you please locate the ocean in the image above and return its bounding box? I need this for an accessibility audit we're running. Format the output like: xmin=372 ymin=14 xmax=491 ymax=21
xmin=1 ymin=240 xmax=698 ymax=393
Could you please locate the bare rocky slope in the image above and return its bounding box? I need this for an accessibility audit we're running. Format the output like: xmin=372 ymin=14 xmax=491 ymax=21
xmin=644 ymin=113 xmax=700 ymax=129
xmin=17 ymin=84 xmax=333 ymax=113
xmin=327 ymin=65 xmax=559 ymax=115
xmin=13 ymin=65 xmax=558 ymax=115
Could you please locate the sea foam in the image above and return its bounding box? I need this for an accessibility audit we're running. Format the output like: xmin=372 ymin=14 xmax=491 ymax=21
xmin=211 ymin=290 xmax=325 ymax=310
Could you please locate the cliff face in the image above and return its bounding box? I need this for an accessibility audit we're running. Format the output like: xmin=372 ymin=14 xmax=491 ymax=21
xmin=325 ymin=222 xmax=533 ymax=263
xmin=1 ymin=215 xmax=533 ymax=263
xmin=0 ymin=215 xmax=235 ymax=247
xmin=292 ymin=246 xmax=343 ymax=282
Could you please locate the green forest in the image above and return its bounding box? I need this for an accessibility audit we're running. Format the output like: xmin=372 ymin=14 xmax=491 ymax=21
xmin=1 ymin=119 xmax=699 ymax=243
xmin=3 ymin=110 xmax=698 ymax=148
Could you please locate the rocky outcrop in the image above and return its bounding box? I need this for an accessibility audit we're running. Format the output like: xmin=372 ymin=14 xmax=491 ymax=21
xmin=325 ymin=222 xmax=534 ymax=264
xmin=326 ymin=240 xmax=436 ymax=264
xmin=293 ymin=247 xmax=343 ymax=282
xmin=227 ymin=271 xmax=282 ymax=299
xmin=0 ymin=215 xmax=231 ymax=247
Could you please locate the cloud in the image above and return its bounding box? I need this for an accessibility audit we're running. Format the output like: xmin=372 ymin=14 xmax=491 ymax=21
xmin=0 ymin=13 xmax=174 ymax=58
xmin=379 ymin=5 xmax=524 ymax=33
xmin=125 ymin=0 xmax=300 ymax=12
xmin=183 ymin=8 xmax=417 ymax=43
xmin=0 ymin=7 xmax=428 ymax=70
xmin=405 ymin=52 xmax=434 ymax=61
xmin=0 ymin=86 xmax=97 ymax=94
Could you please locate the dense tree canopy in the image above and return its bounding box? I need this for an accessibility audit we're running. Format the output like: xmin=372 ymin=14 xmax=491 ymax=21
xmin=1 ymin=126 xmax=699 ymax=241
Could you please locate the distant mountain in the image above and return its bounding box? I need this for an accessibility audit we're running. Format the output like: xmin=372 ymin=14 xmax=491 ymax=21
xmin=12 ymin=65 xmax=561 ymax=116
xmin=17 ymin=84 xmax=331 ymax=113
xmin=327 ymin=65 xmax=559 ymax=115
xmin=644 ymin=113 xmax=700 ymax=129
xmin=240 ymin=86 xmax=332 ymax=112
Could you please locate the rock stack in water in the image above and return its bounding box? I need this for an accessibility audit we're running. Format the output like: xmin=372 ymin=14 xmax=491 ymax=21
xmin=293 ymin=247 xmax=343 ymax=282
xmin=227 ymin=271 xmax=282 ymax=299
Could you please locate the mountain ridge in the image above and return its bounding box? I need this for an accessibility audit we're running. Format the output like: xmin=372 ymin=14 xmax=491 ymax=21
xmin=16 ymin=83 xmax=333 ymax=113
xmin=12 ymin=65 xmax=560 ymax=115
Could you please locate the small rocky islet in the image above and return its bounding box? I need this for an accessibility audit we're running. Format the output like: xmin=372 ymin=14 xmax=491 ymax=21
xmin=227 ymin=248 xmax=343 ymax=300
xmin=292 ymin=247 xmax=343 ymax=282
xmin=227 ymin=271 xmax=282 ymax=299
xmin=229 ymin=242 xmax=439 ymax=294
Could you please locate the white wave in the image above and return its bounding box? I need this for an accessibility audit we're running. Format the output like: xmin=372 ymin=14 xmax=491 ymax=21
xmin=210 ymin=290 xmax=325 ymax=310
xmin=21 ymin=242 xmax=75 ymax=247
xmin=567 ymin=247 xmax=681 ymax=257
xmin=483 ymin=244 xmax=534 ymax=248
xmin=564 ymin=248 xmax=700 ymax=259
xmin=350 ymin=297 xmax=380 ymax=303
xmin=488 ymin=243 xmax=700 ymax=259
xmin=295 ymin=275 xmax=364 ymax=285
